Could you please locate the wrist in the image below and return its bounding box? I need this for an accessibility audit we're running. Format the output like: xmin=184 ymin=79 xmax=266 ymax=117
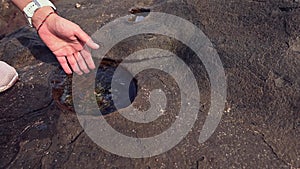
xmin=32 ymin=6 xmax=55 ymax=29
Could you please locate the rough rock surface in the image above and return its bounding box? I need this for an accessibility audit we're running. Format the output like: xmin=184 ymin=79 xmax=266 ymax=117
xmin=0 ymin=0 xmax=299 ymax=168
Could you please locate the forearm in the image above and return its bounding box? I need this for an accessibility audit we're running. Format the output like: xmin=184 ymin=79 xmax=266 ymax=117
xmin=11 ymin=0 xmax=55 ymax=29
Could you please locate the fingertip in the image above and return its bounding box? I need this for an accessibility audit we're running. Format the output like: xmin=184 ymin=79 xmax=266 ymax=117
xmin=64 ymin=67 xmax=73 ymax=75
xmin=89 ymin=62 xmax=96 ymax=70
xmin=83 ymin=69 xmax=90 ymax=74
xmin=88 ymin=62 xmax=96 ymax=70
xmin=75 ymin=71 xmax=83 ymax=75
xmin=63 ymin=69 xmax=73 ymax=75
xmin=86 ymin=40 xmax=100 ymax=49
xmin=93 ymin=43 xmax=100 ymax=49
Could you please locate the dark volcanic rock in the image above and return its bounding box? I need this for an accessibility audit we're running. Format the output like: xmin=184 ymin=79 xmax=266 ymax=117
xmin=0 ymin=0 xmax=299 ymax=168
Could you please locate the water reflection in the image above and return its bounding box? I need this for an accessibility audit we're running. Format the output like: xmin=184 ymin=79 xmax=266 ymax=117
xmin=128 ymin=7 xmax=150 ymax=23
xmin=50 ymin=60 xmax=137 ymax=115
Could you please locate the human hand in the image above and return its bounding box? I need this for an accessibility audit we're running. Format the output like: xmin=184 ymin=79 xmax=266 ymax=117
xmin=32 ymin=7 xmax=99 ymax=75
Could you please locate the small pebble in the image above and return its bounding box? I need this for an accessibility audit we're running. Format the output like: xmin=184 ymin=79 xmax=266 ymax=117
xmin=274 ymin=77 xmax=285 ymax=87
xmin=75 ymin=3 xmax=81 ymax=9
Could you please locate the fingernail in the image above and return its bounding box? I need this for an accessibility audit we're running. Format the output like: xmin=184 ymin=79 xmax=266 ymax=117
xmin=83 ymin=69 xmax=90 ymax=74
xmin=90 ymin=63 xmax=96 ymax=69
xmin=94 ymin=43 xmax=100 ymax=49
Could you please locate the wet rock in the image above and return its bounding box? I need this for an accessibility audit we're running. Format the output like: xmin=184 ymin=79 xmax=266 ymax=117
xmin=50 ymin=60 xmax=137 ymax=115
xmin=0 ymin=0 xmax=299 ymax=168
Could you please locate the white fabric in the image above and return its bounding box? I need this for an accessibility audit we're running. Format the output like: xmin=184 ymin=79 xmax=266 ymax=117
xmin=0 ymin=61 xmax=18 ymax=92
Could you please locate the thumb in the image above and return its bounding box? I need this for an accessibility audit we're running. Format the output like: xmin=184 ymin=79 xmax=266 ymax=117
xmin=86 ymin=39 xmax=100 ymax=49
xmin=74 ymin=26 xmax=99 ymax=49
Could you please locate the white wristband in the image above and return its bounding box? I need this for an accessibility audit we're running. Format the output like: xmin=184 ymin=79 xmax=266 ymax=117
xmin=23 ymin=0 xmax=56 ymax=27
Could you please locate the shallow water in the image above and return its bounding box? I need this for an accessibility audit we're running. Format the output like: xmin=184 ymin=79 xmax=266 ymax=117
xmin=50 ymin=60 xmax=137 ymax=115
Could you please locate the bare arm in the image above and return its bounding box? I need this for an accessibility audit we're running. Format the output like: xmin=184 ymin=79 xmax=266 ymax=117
xmin=12 ymin=0 xmax=54 ymax=29
xmin=11 ymin=0 xmax=99 ymax=75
